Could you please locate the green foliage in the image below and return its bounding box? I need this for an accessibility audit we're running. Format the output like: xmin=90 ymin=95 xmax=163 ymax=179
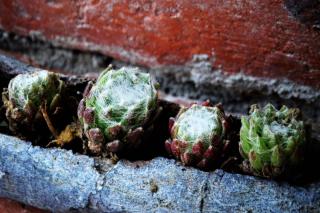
xmin=78 ymin=67 xmax=159 ymax=154
xmin=239 ymin=104 xmax=306 ymax=178
xmin=8 ymin=70 xmax=63 ymax=110
xmin=165 ymin=103 xmax=229 ymax=169
xmin=172 ymin=105 xmax=225 ymax=151
xmin=3 ymin=70 xmax=65 ymax=140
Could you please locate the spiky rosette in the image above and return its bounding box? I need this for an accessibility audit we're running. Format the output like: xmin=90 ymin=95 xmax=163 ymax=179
xmin=77 ymin=66 xmax=159 ymax=155
xmin=239 ymin=104 xmax=306 ymax=178
xmin=2 ymin=70 xmax=65 ymax=140
xmin=165 ymin=101 xmax=230 ymax=170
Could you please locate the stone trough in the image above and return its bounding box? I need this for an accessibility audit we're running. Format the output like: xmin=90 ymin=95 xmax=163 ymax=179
xmin=0 ymin=55 xmax=319 ymax=212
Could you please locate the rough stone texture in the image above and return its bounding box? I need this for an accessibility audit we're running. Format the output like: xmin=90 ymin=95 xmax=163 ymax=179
xmin=0 ymin=0 xmax=319 ymax=88
xmin=284 ymin=0 xmax=320 ymax=28
xmin=205 ymin=170 xmax=320 ymax=212
xmin=0 ymin=134 xmax=101 ymax=212
xmin=0 ymin=133 xmax=319 ymax=212
xmin=150 ymin=54 xmax=320 ymax=129
xmin=91 ymin=159 xmax=209 ymax=212
xmin=0 ymin=29 xmax=113 ymax=75
xmin=0 ymin=52 xmax=36 ymax=89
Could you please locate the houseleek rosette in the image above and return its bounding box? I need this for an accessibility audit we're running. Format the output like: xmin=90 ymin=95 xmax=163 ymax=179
xmin=165 ymin=101 xmax=230 ymax=170
xmin=239 ymin=104 xmax=306 ymax=178
xmin=78 ymin=66 xmax=159 ymax=154
xmin=2 ymin=70 xmax=65 ymax=140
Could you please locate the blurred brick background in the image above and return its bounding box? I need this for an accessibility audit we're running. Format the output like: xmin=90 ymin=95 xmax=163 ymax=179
xmin=0 ymin=0 xmax=319 ymax=88
xmin=0 ymin=198 xmax=45 ymax=212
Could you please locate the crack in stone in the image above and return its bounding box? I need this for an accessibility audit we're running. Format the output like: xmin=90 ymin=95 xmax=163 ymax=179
xmin=199 ymin=174 xmax=210 ymax=213
xmin=83 ymin=157 xmax=119 ymax=211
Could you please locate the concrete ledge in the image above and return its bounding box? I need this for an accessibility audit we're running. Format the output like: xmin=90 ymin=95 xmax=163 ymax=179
xmin=0 ymin=134 xmax=100 ymax=211
xmin=0 ymin=133 xmax=319 ymax=212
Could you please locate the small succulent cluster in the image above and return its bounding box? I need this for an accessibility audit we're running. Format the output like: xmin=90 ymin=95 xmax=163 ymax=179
xmin=2 ymin=70 xmax=65 ymax=140
xmin=77 ymin=66 xmax=160 ymax=155
xmin=1 ymin=64 xmax=309 ymax=180
xmin=239 ymin=104 xmax=306 ymax=178
xmin=165 ymin=101 xmax=230 ymax=170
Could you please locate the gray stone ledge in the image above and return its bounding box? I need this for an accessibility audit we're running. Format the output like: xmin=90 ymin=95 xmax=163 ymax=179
xmin=0 ymin=133 xmax=319 ymax=212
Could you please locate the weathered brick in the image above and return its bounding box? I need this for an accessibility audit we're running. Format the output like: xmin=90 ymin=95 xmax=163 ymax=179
xmin=0 ymin=0 xmax=319 ymax=88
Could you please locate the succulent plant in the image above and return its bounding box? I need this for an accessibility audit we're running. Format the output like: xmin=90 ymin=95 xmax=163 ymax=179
xmin=165 ymin=101 xmax=230 ymax=170
xmin=2 ymin=70 xmax=65 ymax=140
xmin=77 ymin=66 xmax=160 ymax=155
xmin=239 ymin=104 xmax=306 ymax=178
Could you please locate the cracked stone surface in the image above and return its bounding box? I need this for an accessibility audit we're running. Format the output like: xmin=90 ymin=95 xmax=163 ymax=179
xmin=205 ymin=171 xmax=320 ymax=212
xmin=0 ymin=133 xmax=319 ymax=212
xmin=0 ymin=133 xmax=101 ymax=211
xmin=90 ymin=159 xmax=209 ymax=212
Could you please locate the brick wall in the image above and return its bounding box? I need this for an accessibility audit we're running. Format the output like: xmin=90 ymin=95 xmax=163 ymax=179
xmin=0 ymin=0 xmax=319 ymax=88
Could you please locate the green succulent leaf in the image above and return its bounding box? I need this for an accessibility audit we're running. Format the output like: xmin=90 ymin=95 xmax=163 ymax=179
xmin=166 ymin=103 xmax=229 ymax=169
xmin=3 ymin=70 xmax=65 ymax=140
xmin=271 ymin=145 xmax=284 ymax=168
xmin=172 ymin=105 xmax=226 ymax=151
xmin=8 ymin=70 xmax=64 ymax=112
xmin=249 ymin=150 xmax=263 ymax=171
xmin=80 ymin=67 xmax=158 ymax=143
xmin=239 ymin=104 xmax=306 ymax=178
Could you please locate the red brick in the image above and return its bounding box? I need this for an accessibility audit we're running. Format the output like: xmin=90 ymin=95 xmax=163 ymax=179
xmin=0 ymin=0 xmax=319 ymax=88
xmin=0 ymin=198 xmax=46 ymax=213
